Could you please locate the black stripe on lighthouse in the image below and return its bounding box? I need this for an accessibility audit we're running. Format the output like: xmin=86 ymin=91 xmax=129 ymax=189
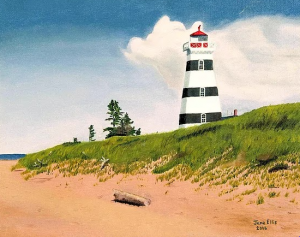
xmin=179 ymin=112 xmax=222 ymax=125
xmin=205 ymin=87 xmax=218 ymax=96
xmin=182 ymin=88 xmax=199 ymax=97
xmin=186 ymin=60 xmax=213 ymax=71
xmin=182 ymin=87 xmax=218 ymax=98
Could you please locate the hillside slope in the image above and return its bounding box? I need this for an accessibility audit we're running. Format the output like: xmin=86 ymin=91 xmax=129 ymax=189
xmin=16 ymin=103 xmax=300 ymax=193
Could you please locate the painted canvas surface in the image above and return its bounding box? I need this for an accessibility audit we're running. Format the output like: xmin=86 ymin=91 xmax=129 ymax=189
xmin=1 ymin=1 xmax=300 ymax=236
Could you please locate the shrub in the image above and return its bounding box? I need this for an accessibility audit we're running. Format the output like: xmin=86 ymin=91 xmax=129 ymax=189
xmin=268 ymin=192 xmax=276 ymax=198
xmin=229 ymin=180 xmax=239 ymax=188
xmin=256 ymin=194 xmax=264 ymax=205
xmin=62 ymin=141 xmax=81 ymax=146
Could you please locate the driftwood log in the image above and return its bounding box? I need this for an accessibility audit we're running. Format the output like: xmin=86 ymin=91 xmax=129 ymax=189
xmin=33 ymin=158 xmax=47 ymax=168
xmin=100 ymin=156 xmax=109 ymax=170
xmin=113 ymin=189 xmax=151 ymax=206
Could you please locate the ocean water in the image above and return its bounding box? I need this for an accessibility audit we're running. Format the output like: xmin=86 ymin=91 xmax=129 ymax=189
xmin=0 ymin=154 xmax=26 ymax=160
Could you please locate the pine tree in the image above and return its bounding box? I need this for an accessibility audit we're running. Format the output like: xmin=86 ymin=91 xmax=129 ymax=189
xmin=105 ymin=100 xmax=123 ymax=127
xmin=103 ymin=100 xmax=141 ymax=138
xmin=135 ymin=128 xmax=141 ymax=135
xmin=118 ymin=118 xmax=126 ymax=136
xmin=103 ymin=100 xmax=124 ymax=138
xmin=88 ymin=125 xmax=96 ymax=141
xmin=123 ymin=113 xmax=141 ymax=136
xmin=122 ymin=112 xmax=136 ymax=136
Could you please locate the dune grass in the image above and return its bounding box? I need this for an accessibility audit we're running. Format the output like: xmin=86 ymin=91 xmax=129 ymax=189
xmin=16 ymin=103 xmax=300 ymax=192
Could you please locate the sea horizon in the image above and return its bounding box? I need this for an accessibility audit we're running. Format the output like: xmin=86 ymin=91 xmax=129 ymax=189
xmin=0 ymin=154 xmax=26 ymax=160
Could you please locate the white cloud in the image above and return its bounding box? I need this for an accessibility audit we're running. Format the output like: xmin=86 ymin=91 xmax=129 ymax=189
xmin=124 ymin=15 xmax=300 ymax=108
xmin=123 ymin=16 xmax=201 ymax=91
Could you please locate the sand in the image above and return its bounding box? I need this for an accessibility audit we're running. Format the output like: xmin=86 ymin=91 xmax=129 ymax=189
xmin=0 ymin=160 xmax=299 ymax=237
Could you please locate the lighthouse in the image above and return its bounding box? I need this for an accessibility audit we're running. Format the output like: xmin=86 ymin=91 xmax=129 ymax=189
xmin=179 ymin=25 xmax=222 ymax=128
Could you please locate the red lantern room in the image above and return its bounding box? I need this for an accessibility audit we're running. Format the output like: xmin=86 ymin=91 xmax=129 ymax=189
xmin=189 ymin=25 xmax=208 ymax=48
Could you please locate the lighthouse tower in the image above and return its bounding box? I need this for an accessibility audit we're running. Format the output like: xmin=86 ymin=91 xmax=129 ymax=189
xmin=179 ymin=25 xmax=221 ymax=128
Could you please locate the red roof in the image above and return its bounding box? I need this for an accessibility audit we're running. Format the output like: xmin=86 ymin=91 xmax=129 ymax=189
xmin=190 ymin=25 xmax=207 ymax=36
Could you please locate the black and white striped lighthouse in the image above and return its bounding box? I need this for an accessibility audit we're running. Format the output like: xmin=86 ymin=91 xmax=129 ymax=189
xmin=179 ymin=25 xmax=222 ymax=128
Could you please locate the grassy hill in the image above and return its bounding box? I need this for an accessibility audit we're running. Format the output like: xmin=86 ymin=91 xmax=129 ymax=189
xmin=15 ymin=103 xmax=300 ymax=198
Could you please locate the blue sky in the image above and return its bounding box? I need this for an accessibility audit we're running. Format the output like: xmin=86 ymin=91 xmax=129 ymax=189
xmin=2 ymin=0 xmax=300 ymax=36
xmin=1 ymin=0 xmax=300 ymax=153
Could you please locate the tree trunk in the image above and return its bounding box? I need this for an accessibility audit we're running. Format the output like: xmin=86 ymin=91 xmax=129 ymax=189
xmin=113 ymin=189 xmax=151 ymax=206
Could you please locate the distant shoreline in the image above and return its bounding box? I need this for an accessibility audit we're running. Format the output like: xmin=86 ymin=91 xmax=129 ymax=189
xmin=0 ymin=154 xmax=26 ymax=160
xmin=0 ymin=159 xmax=20 ymax=161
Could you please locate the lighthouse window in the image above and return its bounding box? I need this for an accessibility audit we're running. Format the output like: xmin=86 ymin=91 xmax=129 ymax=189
xmin=198 ymin=36 xmax=208 ymax=41
xmin=199 ymin=60 xmax=204 ymax=70
xmin=200 ymin=88 xmax=205 ymax=97
xmin=201 ymin=114 xmax=206 ymax=123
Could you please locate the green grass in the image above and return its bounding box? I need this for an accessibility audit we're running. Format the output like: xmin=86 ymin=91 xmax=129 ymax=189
xmin=257 ymin=194 xmax=265 ymax=205
xmin=17 ymin=103 xmax=300 ymax=183
xmin=268 ymin=191 xmax=277 ymax=198
xmin=241 ymin=188 xmax=257 ymax=196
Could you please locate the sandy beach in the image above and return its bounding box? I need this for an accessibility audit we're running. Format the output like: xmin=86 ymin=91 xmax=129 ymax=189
xmin=0 ymin=160 xmax=299 ymax=237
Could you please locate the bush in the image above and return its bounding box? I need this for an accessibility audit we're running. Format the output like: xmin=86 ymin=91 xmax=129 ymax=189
xmin=62 ymin=141 xmax=81 ymax=146
xmin=256 ymin=194 xmax=264 ymax=205
xmin=229 ymin=180 xmax=239 ymax=188
xmin=268 ymin=192 xmax=276 ymax=198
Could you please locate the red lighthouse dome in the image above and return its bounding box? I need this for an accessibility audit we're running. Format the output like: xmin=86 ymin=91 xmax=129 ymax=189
xmin=190 ymin=25 xmax=207 ymax=36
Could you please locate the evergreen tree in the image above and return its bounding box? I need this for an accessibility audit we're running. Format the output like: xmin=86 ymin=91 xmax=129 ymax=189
xmin=103 ymin=100 xmax=124 ymax=138
xmin=118 ymin=118 xmax=126 ymax=136
xmin=122 ymin=113 xmax=141 ymax=136
xmin=105 ymin=100 xmax=124 ymax=127
xmin=122 ymin=112 xmax=136 ymax=136
xmin=88 ymin=125 xmax=96 ymax=141
xmin=135 ymin=128 xmax=141 ymax=135
xmin=103 ymin=100 xmax=141 ymax=138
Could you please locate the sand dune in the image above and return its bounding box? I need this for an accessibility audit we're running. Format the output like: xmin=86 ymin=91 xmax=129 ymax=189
xmin=0 ymin=160 xmax=299 ymax=237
